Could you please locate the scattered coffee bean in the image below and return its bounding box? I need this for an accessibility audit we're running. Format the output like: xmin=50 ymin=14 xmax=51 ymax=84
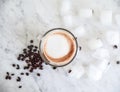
xmin=8 ymin=76 xmax=11 ymax=80
xmin=26 ymin=73 xmax=29 ymax=76
xmin=11 ymin=73 xmax=14 ymax=76
xmin=37 ymin=73 xmax=40 ymax=76
xmin=53 ymin=67 xmax=57 ymax=69
xmin=116 ymin=61 xmax=120 ymax=64
xmin=30 ymin=40 xmax=33 ymax=43
xmin=34 ymin=46 xmax=38 ymax=49
xmin=20 ymin=73 xmax=24 ymax=75
xmin=16 ymin=64 xmax=20 ymax=69
xmin=18 ymin=85 xmax=22 ymax=88
xmin=17 ymin=57 xmax=21 ymax=60
xmin=79 ymin=46 xmax=82 ymax=51
xmin=12 ymin=64 xmax=16 ymax=67
xmin=16 ymin=77 xmax=21 ymax=82
xmin=6 ymin=72 xmax=9 ymax=75
xmin=68 ymin=70 xmax=72 ymax=73
xmin=108 ymin=62 xmax=110 ymax=65
xmin=33 ymin=49 xmax=37 ymax=52
xmin=23 ymin=49 xmax=26 ymax=52
xmin=5 ymin=76 xmax=9 ymax=80
xmin=113 ymin=45 xmax=118 ymax=49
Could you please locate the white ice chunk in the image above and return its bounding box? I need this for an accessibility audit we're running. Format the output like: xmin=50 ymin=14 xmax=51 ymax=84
xmin=105 ymin=31 xmax=120 ymax=45
xmin=95 ymin=59 xmax=109 ymax=71
xmin=88 ymin=39 xmax=103 ymax=50
xmin=63 ymin=15 xmax=74 ymax=27
xmin=60 ymin=0 xmax=72 ymax=16
xmin=100 ymin=10 xmax=112 ymax=25
xmin=73 ymin=26 xmax=86 ymax=37
xmin=79 ymin=9 xmax=93 ymax=18
xmin=69 ymin=64 xmax=85 ymax=79
xmin=115 ymin=14 xmax=120 ymax=26
xmin=87 ymin=59 xmax=109 ymax=80
xmin=87 ymin=64 xmax=103 ymax=80
xmin=92 ymin=48 xmax=109 ymax=59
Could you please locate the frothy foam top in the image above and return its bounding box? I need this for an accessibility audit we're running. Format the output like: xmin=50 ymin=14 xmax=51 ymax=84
xmin=45 ymin=34 xmax=70 ymax=58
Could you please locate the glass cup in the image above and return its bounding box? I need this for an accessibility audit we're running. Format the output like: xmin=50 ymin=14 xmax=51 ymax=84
xmin=39 ymin=28 xmax=78 ymax=67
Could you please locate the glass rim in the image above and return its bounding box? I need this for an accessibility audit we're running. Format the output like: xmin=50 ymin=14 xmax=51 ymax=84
xmin=39 ymin=28 xmax=78 ymax=67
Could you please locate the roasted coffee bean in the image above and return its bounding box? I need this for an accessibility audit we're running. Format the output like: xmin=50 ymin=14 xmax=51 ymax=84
xmin=11 ymin=73 xmax=14 ymax=76
xmin=30 ymin=40 xmax=33 ymax=43
xmin=16 ymin=77 xmax=21 ymax=82
xmin=37 ymin=73 xmax=40 ymax=76
xmin=116 ymin=61 xmax=120 ymax=64
xmin=26 ymin=73 xmax=29 ymax=76
xmin=53 ymin=67 xmax=57 ymax=69
xmin=6 ymin=72 xmax=9 ymax=75
xmin=113 ymin=45 xmax=118 ymax=49
xmin=16 ymin=64 xmax=20 ymax=69
xmin=18 ymin=85 xmax=22 ymax=88
xmin=20 ymin=73 xmax=24 ymax=75
xmin=12 ymin=64 xmax=16 ymax=67
xmin=68 ymin=70 xmax=72 ymax=73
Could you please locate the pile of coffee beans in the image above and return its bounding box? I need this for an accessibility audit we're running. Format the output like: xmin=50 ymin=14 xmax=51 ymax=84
xmin=4 ymin=40 xmax=45 ymax=88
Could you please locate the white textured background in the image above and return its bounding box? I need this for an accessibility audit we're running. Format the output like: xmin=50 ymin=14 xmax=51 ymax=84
xmin=0 ymin=0 xmax=120 ymax=92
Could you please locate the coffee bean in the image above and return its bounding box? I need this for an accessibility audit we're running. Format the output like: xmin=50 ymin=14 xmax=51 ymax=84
xmin=34 ymin=46 xmax=38 ymax=49
xmin=26 ymin=73 xmax=29 ymax=76
xmin=24 ymin=66 xmax=29 ymax=70
xmin=30 ymin=40 xmax=33 ymax=43
xmin=17 ymin=57 xmax=21 ymax=60
xmin=37 ymin=73 xmax=40 ymax=76
xmin=68 ymin=70 xmax=72 ymax=73
xmin=29 ymin=69 xmax=33 ymax=72
xmin=79 ymin=46 xmax=82 ymax=51
xmin=33 ymin=49 xmax=37 ymax=52
xmin=116 ymin=61 xmax=120 ymax=64
xmin=11 ymin=73 xmax=14 ymax=76
xmin=16 ymin=77 xmax=21 ymax=82
xmin=12 ymin=64 xmax=16 ymax=67
xmin=16 ymin=64 xmax=20 ymax=69
xmin=8 ymin=76 xmax=11 ymax=80
xmin=20 ymin=73 xmax=24 ymax=75
xmin=113 ymin=45 xmax=118 ymax=49
xmin=53 ymin=67 xmax=57 ymax=69
xmin=6 ymin=72 xmax=9 ymax=75
xmin=18 ymin=85 xmax=22 ymax=88
xmin=23 ymin=49 xmax=27 ymax=52
xmin=5 ymin=76 xmax=9 ymax=80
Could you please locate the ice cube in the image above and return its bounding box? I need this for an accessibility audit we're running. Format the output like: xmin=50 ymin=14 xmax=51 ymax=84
xmin=92 ymin=48 xmax=109 ymax=59
xmin=60 ymin=0 xmax=72 ymax=16
xmin=115 ymin=14 xmax=120 ymax=26
xmin=63 ymin=15 xmax=74 ymax=27
xmin=88 ymin=39 xmax=103 ymax=50
xmin=79 ymin=9 xmax=93 ymax=18
xmin=100 ymin=10 xmax=112 ymax=25
xmin=73 ymin=26 xmax=86 ymax=37
xmin=87 ymin=64 xmax=103 ymax=80
xmin=105 ymin=31 xmax=120 ymax=45
xmin=87 ymin=59 xmax=109 ymax=80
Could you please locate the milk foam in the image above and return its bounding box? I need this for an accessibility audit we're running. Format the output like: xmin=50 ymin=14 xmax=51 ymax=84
xmin=45 ymin=34 xmax=70 ymax=58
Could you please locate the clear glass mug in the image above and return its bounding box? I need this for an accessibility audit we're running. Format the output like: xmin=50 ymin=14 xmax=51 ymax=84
xmin=39 ymin=28 xmax=78 ymax=67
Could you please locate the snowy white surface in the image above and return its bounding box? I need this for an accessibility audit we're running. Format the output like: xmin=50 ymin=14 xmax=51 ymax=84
xmin=0 ymin=0 xmax=120 ymax=92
